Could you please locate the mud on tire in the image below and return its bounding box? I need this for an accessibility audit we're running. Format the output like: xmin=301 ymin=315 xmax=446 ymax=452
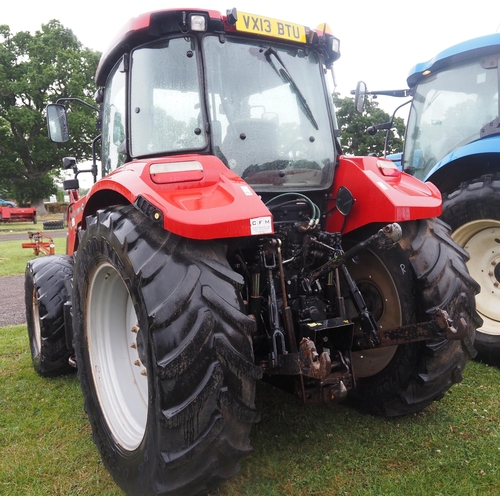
xmin=442 ymin=173 xmax=500 ymax=361
xmin=346 ymin=218 xmax=480 ymax=417
xmin=25 ymin=255 xmax=75 ymax=377
xmin=72 ymin=205 xmax=261 ymax=495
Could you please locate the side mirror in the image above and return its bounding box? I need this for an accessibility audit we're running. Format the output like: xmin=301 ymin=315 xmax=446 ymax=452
xmin=63 ymin=157 xmax=77 ymax=170
xmin=354 ymin=81 xmax=367 ymax=114
xmin=46 ymin=104 xmax=69 ymax=142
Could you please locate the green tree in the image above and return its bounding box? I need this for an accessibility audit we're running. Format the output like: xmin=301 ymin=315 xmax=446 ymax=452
xmin=0 ymin=21 xmax=100 ymax=211
xmin=333 ymin=93 xmax=405 ymax=157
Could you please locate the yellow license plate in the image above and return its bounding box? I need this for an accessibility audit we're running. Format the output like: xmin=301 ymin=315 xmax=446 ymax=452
xmin=236 ymin=12 xmax=306 ymax=43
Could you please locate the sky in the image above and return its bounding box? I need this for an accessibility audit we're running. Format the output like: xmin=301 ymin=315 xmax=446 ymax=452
xmin=3 ymin=0 xmax=500 ymax=118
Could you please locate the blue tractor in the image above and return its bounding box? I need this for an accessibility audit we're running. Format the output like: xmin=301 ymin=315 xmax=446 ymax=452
xmin=356 ymin=33 xmax=500 ymax=360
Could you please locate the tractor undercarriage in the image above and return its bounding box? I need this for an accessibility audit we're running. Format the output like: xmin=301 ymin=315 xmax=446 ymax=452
xmin=230 ymin=196 xmax=468 ymax=404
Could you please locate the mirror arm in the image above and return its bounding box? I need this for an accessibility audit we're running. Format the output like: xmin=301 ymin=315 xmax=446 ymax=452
xmin=350 ymin=89 xmax=411 ymax=98
xmin=56 ymin=97 xmax=99 ymax=113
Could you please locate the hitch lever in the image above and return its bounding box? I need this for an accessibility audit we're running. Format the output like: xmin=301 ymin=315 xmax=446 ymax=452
xmin=341 ymin=265 xmax=380 ymax=347
xmin=260 ymin=244 xmax=289 ymax=367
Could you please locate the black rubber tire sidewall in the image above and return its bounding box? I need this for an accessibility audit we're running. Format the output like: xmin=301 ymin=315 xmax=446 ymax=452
xmin=43 ymin=220 xmax=64 ymax=230
xmin=24 ymin=255 xmax=74 ymax=377
xmin=442 ymin=173 xmax=500 ymax=361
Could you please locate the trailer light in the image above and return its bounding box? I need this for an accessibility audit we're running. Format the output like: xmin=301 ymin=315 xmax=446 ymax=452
xmin=377 ymin=160 xmax=401 ymax=178
xmin=331 ymin=36 xmax=340 ymax=54
xmin=316 ymin=24 xmax=340 ymax=58
xmin=190 ymin=14 xmax=207 ymax=31
xmin=134 ymin=195 xmax=164 ymax=225
xmin=150 ymin=160 xmax=204 ymax=184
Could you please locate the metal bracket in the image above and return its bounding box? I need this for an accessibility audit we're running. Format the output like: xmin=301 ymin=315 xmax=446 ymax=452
xmin=480 ymin=116 xmax=500 ymax=139
xmin=353 ymin=308 xmax=468 ymax=350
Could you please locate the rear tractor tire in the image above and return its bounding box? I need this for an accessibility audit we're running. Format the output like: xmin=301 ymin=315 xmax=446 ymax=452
xmin=25 ymin=255 xmax=75 ymax=377
xmin=442 ymin=174 xmax=500 ymax=361
xmin=72 ymin=205 xmax=261 ymax=495
xmin=345 ymin=218 xmax=480 ymax=416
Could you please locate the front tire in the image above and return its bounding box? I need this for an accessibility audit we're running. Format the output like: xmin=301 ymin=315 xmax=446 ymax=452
xmin=442 ymin=174 xmax=500 ymax=360
xmin=25 ymin=255 xmax=74 ymax=377
xmin=346 ymin=218 xmax=479 ymax=416
xmin=73 ymin=205 xmax=260 ymax=495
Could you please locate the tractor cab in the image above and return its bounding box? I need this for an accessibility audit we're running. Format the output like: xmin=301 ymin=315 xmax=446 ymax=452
xmin=49 ymin=9 xmax=341 ymax=194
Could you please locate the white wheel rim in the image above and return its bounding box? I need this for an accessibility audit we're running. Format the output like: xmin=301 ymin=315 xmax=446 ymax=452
xmin=32 ymin=288 xmax=42 ymax=355
xmin=452 ymin=219 xmax=500 ymax=336
xmin=87 ymin=262 xmax=148 ymax=450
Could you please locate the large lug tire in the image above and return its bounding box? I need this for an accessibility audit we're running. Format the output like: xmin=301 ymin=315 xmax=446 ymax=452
xmin=442 ymin=174 xmax=500 ymax=361
xmin=72 ymin=205 xmax=260 ymax=495
xmin=25 ymin=255 xmax=75 ymax=377
xmin=345 ymin=218 xmax=480 ymax=417
xmin=42 ymin=219 xmax=64 ymax=230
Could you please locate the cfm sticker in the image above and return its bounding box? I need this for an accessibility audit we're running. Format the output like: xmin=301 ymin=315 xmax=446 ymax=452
xmin=250 ymin=216 xmax=272 ymax=235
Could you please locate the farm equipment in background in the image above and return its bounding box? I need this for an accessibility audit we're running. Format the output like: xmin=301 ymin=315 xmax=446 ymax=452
xmin=22 ymin=232 xmax=55 ymax=256
xmin=356 ymin=33 xmax=500 ymax=360
xmin=0 ymin=206 xmax=37 ymax=224
xmin=25 ymin=7 xmax=480 ymax=495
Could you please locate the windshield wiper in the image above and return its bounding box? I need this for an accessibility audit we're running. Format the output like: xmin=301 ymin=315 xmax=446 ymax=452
xmin=264 ymin=47 xmax=319 ymax=130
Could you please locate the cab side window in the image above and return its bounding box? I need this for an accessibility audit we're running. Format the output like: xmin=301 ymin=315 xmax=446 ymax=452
xmin=102 ymin=58 xmax=127 ymax=175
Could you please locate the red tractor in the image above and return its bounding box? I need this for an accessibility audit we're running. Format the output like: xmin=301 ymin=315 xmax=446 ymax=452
xmin=25 ymin=8 xmax=480 ymax=495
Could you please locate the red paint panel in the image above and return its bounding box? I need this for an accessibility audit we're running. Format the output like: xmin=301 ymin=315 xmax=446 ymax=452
xmin=76 ymin=155 xmax=273 ymax=241
xmin=325 ymin=156 xmax=442 ymax=234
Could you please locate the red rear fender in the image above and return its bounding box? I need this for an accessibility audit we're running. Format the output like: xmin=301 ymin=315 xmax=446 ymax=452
xmin=78 ymin=155 xmax=273 ymax=240
xmin=325 ymin=156 xmax=442 ymax=234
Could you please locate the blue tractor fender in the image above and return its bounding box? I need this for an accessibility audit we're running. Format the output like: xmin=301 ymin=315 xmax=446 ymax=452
xmin=423 ymin=135 xmax=500 ymax=193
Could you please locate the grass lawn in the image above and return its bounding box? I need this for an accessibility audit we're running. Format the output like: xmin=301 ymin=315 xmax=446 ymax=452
xmin=217 ymin=360 xmax=500 ymax=495
xmin=0 ymin=237 xmax=66 ymax=276
xmin=0 ymin=325 xmax=122 ymax=495
xmin=1 ymin=320 xmax=500 ymax=495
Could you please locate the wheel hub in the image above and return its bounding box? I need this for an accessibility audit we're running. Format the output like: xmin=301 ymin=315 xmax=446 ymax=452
xmin=494 ymin=261 xmax=500 ymax=283
xmin=346 ymin=250 xmax=400 ymax=378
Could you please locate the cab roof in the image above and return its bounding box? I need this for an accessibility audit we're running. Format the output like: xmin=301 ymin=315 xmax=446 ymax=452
xmin=94 ymin=8 xmax=339 ymax=86
xmin=95 ymin=8 xmax=226 ymax=86
xmin=407 ymin=32 xmax=500 ymax=88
